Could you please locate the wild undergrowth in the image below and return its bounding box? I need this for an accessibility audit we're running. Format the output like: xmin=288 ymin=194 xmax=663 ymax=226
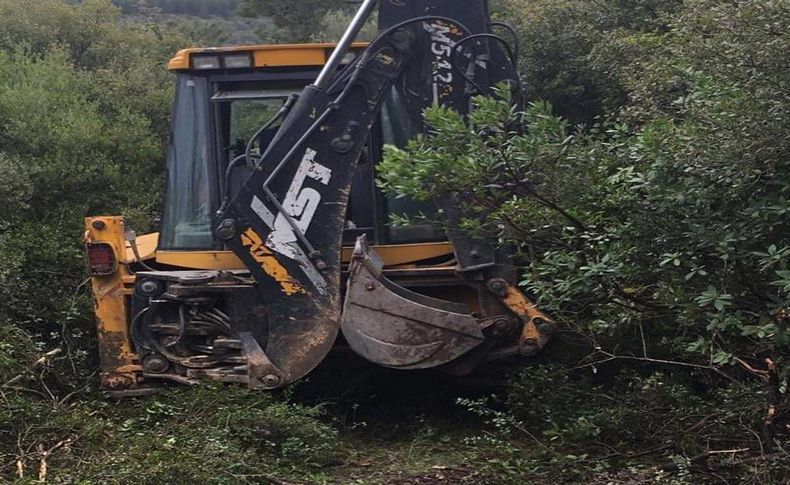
xmin=1 ymin=0 xmax=788 ymax=483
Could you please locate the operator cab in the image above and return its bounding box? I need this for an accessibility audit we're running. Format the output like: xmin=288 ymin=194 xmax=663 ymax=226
xmin=160 ymin=44 xmax=441 ymax=252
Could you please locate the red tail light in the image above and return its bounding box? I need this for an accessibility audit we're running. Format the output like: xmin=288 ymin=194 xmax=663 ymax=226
xmin=86 ymin=242 xmax=117 ymax=275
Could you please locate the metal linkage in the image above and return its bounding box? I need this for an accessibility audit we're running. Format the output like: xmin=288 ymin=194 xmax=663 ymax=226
xmin=251 ymin=15 xmax=474 ymax=272
xmin=314 ymin=0 xmax=378 ymax=89
xmin=451 ymin=33 xmax=519 ymax=96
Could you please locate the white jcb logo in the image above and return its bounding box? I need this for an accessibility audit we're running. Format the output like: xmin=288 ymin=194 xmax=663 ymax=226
xmin=251 ymin=148 xmax=333 ymax=290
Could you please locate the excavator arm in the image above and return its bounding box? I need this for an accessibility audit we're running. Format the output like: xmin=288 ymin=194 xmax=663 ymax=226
xmin=207 ymin=0 xmax=553 ymax=389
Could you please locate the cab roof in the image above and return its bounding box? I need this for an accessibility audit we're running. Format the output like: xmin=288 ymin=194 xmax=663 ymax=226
xmin=167 ymin=43 xmax=369 ymax=72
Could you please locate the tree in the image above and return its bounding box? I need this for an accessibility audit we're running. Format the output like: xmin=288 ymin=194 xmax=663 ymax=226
xmin=311 ymin=8 xmax=377 ymax=42
xmin=0 ymin=0 xmax=184 ymax=381
xmin=380 ymin=0 xmax=789 ymax=474
xmin=239 ymin=0 xmax=348 ymax=42
xmin=494 ymin=0 xmax=682 ymax=124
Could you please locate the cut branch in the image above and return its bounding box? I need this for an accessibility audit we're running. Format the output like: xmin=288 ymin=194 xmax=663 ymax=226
xmin=1 ymin=348 xmax=61 ymax=388
xmin=575 ymin=350 xmax=743 ymax=386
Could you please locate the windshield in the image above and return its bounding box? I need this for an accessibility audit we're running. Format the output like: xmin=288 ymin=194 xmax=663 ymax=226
xmin=160 ymin=78 xmax=297 ymax=250
xmin=159 ymin=75 xmax=441 ymax=251
xmin=219 ymin=92 xmax=289 ymax=162
xmin=160 ymin=75 xmax=215 ymax=250
xmin=215 ymin=88 xmax=302 ymax=209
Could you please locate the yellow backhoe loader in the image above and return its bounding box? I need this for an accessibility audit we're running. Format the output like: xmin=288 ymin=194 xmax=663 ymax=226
xmin=84 ymin=0 xmax=555 ymax=397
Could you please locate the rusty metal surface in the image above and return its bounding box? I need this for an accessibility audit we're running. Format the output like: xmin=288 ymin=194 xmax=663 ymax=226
xmin=238 ymin=330 xmax=285 ymax=389
xmin=493 ymin=281 xmax=554 ymax=356
xmin=341 ymin=236 xmax=484 ymax=369
xmin=85 ymin=216 xmax=137 ymax=383
xmin=100 ymin=371 xmax=136 ymax=390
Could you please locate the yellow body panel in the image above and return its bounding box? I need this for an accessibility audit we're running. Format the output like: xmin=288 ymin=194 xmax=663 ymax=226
xmin=84 ymin=216 xmax=140 ymax=389
xmin=123 ymin=232 xmax=158 ymax=263
xmin=167 ymin=42 xmax=368 ymax=71
xmin=156 ymin=241 xmax=454 ymax=270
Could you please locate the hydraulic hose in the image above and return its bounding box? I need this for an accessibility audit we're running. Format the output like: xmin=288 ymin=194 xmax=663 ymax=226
xmin=126 ymin=229 xmax=156 ymax=272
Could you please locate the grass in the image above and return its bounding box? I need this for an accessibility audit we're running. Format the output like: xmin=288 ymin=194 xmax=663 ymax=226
xmin=2 ymin=348 xmax=788 ymax=484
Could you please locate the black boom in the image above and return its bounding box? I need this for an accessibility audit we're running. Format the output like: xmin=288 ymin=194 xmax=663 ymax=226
xmin=214 ymin=1 xmax=526 ymax=388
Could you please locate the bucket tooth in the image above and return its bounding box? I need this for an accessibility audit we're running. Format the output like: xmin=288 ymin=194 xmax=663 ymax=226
xmin=341 ymin=236 xmax=484 ymax=369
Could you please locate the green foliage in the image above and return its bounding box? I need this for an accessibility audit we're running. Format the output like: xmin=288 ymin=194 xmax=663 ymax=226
xmin=383 ymin=0 xmax=790 ymax=375
xmin=113 ymin=0 xmax=243 ymax=17
xmin=239 ymin=0 xmax=348 ymax=42
xmin=381 ymin=0 xmax=790 ymax=479
xmin=496 ymin=0 xmax=683 ymax=123
xmin=0 ymin=0 xmax=182 ymax=381
xmin=311 ymin=9 xmax=378 ymax=43
xmin=0 ymin=320 xmax=40 ymax=383
xmin=1 ymin=385 xmax=340 ymax=482
xmin=0 ymin=0 xmax=787 ymax=482
xmin=115 ymin=0 xmax=277 ymax=46
xmin=458 ymin=365 xmax=788 ymax=483
xmin=153 ymin=14 xmax=279 ymax=46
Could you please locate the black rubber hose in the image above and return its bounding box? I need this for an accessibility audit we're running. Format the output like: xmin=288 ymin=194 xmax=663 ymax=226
xmin=490 ymin=21 xmax=520 ymax=68
xmin=130 ymin=306 xmax=152 ymax=352
xmin=128 ymin=234 xmax=156 ymax=272
xmin=451 ymin=33 xmax=518 ymax=97
xmin=141 ymin=301 xmax=220 ymax=369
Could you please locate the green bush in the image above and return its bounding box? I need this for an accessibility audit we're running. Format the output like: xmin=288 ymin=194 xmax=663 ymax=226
xmin=0 ymin=320 xmax=40 ymax=383
xmin=1 ymin=385 xmax=340 ymax=483
xmin=456 ymin=364 xmax=786 ymax=483
xmin=382 ymin=0 xmax=789 ymax=399
xmin=0 ymin=0 xmax=182 ymax=381
xmin=495 ymin=0 xmax=682 ymax=124
xmin=311 ymin=9 xmax=378 ymax=43
xmin=238 ymin=0 xmax=347 ymax=42
xmin=381 ymin=0 xmax=789 ymax=480
xmin=0 ymin=0 xmax=788 ymax=482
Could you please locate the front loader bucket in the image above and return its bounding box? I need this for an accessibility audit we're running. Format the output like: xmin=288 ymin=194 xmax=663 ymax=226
xmin=341 ymin=236 xmax=485 ymax=369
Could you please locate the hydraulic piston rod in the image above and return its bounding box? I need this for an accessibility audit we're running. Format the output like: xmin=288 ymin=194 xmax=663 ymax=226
xmin=314 ymin=0 xmax=378 ymax=88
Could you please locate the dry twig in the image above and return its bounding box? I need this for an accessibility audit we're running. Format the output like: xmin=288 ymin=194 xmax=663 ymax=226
xmin=1 ymin=348 xmax=62 ymax=388
xmin=574 ymin=349 xmax=741 ymax=385
xmin=37 ymin=438 xmax=72 ymax=483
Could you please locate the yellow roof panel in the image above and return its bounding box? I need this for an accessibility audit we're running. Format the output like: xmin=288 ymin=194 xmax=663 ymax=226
xmin=167 ymin=42 xmax=369 ymax=71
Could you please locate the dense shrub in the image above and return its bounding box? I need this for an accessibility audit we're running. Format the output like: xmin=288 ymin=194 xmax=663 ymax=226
xmin=494 ymin=0 xmax=683 ymax=124
xmin=0 ymin=0 xmax=181 ymax=380
xmin=0 ymin=0 xmax=787 ymax=482
xmin=311 ymin=9 xmax=378 ymax=43
xmin=238 ymin=0 xmax=348 ymax=42
xmin=1 ymin=385 xmax=340 ymax=482
xmin=381 ymin=0 xmax=789 ymax=480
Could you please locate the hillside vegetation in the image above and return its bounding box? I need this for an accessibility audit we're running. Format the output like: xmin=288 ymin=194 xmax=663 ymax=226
xmin=111 ymin=0 xmax=370 ymax=45
xmin=0 ymin=0 xmax=788 ymax=483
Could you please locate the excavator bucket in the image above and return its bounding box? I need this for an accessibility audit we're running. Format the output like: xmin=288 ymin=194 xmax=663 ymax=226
xmin=341 ymin=236 xmax=485 ymax=369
